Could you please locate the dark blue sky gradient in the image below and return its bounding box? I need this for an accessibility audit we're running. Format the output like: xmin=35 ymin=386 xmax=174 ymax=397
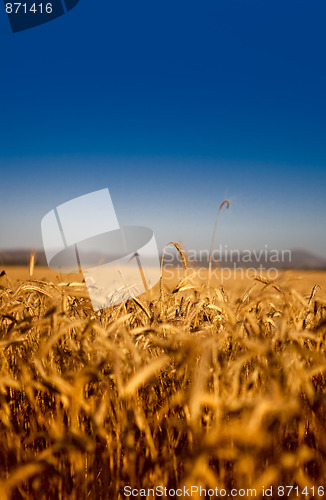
xmin=0 ymin=1 xmax=325 ymax=256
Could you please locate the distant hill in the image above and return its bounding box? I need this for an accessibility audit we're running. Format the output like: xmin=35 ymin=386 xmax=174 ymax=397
xmin=0 ymin=248 xmax=326 ymax=270
xmin=161 ymin=248 xmax=326 ymax=270
xmin=0 ymin=249 xmax=47 ymax=267
xmin=184 ymin=248 xmax=326 ymax=270
xmin=284 ymin=249 xmax=326 ymax=270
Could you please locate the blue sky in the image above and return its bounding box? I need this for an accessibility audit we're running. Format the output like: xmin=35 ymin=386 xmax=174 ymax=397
xmin=0 ymin=0 xmax=325 ymax=257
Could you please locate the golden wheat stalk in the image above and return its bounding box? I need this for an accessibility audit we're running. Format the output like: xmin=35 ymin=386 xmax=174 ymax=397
xmin=207 ymin=200 xmax=229 ymax=289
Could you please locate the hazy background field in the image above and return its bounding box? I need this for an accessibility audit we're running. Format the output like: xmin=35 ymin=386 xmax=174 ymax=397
xmin=2 ymin=265 xmax=326 ymax=293
xmin=1 ymin=258 xmax=326 ymax=498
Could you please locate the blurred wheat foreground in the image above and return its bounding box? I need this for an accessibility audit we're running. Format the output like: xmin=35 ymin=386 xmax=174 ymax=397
xmin=0 ymin=260 xmax=326 ymax=499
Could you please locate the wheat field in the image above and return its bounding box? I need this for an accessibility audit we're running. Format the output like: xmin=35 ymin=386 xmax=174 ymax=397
xmin=0 ymin=259 xmax=326 ymax=499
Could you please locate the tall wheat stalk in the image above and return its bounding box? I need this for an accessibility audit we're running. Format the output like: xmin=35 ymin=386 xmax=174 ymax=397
xmin=207 ymin=200 xmax=229 ymax=289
